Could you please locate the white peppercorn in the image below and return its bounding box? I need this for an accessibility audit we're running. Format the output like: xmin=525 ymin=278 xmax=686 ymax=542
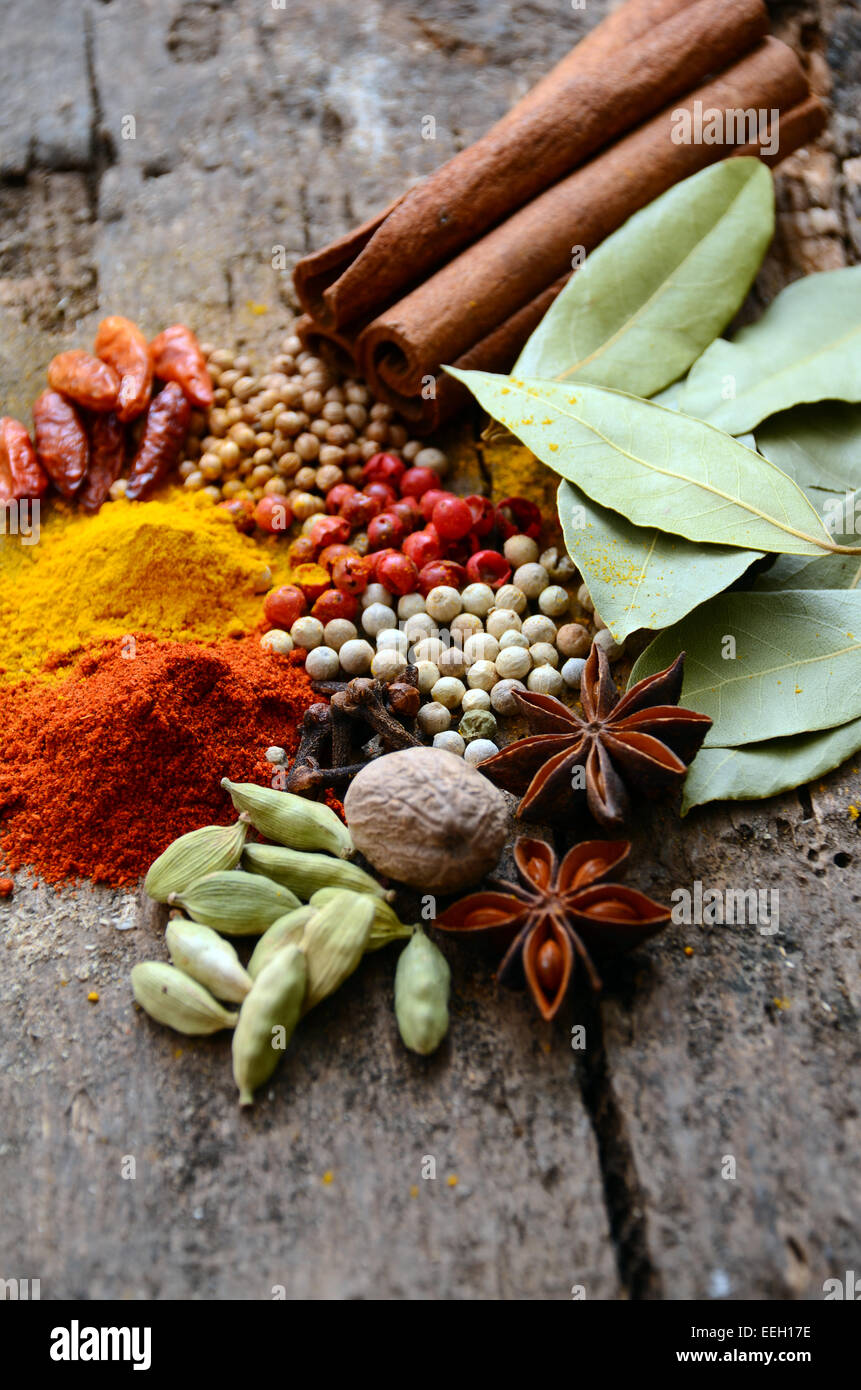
xmin=539 ymin=547 xmax=578 ymax=582
xmin=260 ymin=629 xmax=293 ymax=655
xmin=412 ymin=637 xmax=447 ymax=665
xmin=460 ymin=582 xmax=495 ymax=616
xmin=397 ymin=593 xmax=427 ymax=620
xmin=362 ymin=603 xmax=398 ymax=637
xmin=414 ymin=446 xmax=449 ymax=476
xmin=338 ymin=638 xmax=375 ymax=674
xmin=290 ymin=616 xmax=325 ymax=650
xmin=512 ymin=563 xmax=550 ymax=598
xmin=527 ymin=665 xmax=564 ymax=696
xmin=403 ymin=612 xmax=438 ymax=643
xmin=361 ymin=583 xmax=393 ymax=609
xmin=485 ymin=608 xmax=522 ymax=639
xmin=577 ymin=582 xmax=595 ymax=613
xmin=463 ymin=632 xmax=500 ymax=665
xmin=431 ymin=676 xmax=466 ymax=710
xmin=323 ymin=618 xmax=358 ymax=651
xmin=305 ymin=646 xmax=341 ymax=680
xmin=466 ymin=659 xmax=498 ymax=692
xmin=437 ymin=646 xmax=468 ymax=678
xmin=538 ymin=585 xmax=571 ymax=618
xmin=499 ymin=629 xmax=529 ymax=651
xmin=490 ymin=678 xmax=526 ymax=715
xmin=594 ymin=628 xmax=625 ymax=659
xmin=521 ymin=613 xmax=557 ymax=646
xmin=433 ymin=730 xmax=465 ymax=756
xmin=371 ymin=649 xmax=408 ymax=682
xmin=561 ymin=657 xmax=587 ymax=689
xmin=415 ymin=660 xmax=441 ymax=694
xmin=425 ymin=585 xmax=462 ymax=623
xmin=462 ymin=687 xmax=492 ymax=712
xmin=376 ymin=627 xmax=409 ymax=655
xmin=529 ymin=642 xmax=559 ymax=669
xmin=503 ymin=534 xmax=539 ymax=568
xmin=495 ymin=645 xmax=533 ymax=681
xmin=450 ymin=612 xmax=484 ymax=638
xmin=493 ymin=583 xmax=527 ymax=615
xmin=265 ymin=746 xmax=286 ymax=764
xmin=417 ymin=702 xmax=452 ymax=735
xmin=464 ymin=738 xmax=497 ymax=766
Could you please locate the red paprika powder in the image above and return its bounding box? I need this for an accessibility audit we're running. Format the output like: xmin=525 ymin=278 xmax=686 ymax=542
xmin=0 ymin=634 xmax=322 ymax=887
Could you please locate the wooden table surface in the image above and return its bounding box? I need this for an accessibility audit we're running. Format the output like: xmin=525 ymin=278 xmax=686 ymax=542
xmin=1 ymin=0 xmax=858 ymax=1300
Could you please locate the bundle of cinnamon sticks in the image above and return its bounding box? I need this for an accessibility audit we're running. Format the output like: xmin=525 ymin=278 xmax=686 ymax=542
xmin=293 ymin=0 xmax=825 ymax=432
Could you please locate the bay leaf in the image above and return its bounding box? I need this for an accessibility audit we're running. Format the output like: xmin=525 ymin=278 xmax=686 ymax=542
xmin=678 ymin=266 xmax=861 ymax=433
xmin=754 ymin=490 xmax=861 ymax=592
xmin=514 ymin=158 xmax=773 ymax=397
xmin=557 ymin=479 xmax=758 ymax=641
xmin=755 ymin=400 xmax=861 ymax=495
xmin=680 ymin=716 xmax=861 ymax=814
xmin=448 ymin=368 xmax=845 ymax=556
xmin=627 ymin=589 xmax=861 ymax=746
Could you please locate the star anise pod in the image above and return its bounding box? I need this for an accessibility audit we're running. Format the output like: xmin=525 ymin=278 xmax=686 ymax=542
xmin=478 ymin=642 xmax=712 ymax=828
xmin=435 ymin=837 xmax=669 ymax=1020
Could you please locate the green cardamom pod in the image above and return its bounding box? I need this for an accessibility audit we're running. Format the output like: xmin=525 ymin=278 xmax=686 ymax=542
xmin=302 ymin=891 xmax=375 ymax=1012
xmin=310 ymin=887 xmax=412 ymax=952
xmin=243 ymin=842 xmax=393 ymax=902
xmin=232 ymin=943 xmax=307 ymax=1106
xmin=168 ymin=870 xmax=300 ymax=936
xmin=221 ymin=778 xmax=353 ymax=859
xmin=247 ymin=905 xmax=318 ymax=980
xmin=131 ymin=961 xmax=239 ymax=1035
xmin=394 ymin=928 xmax=451 ymax=1056
xmin=165 ymin=917 xmax=253 ymax=1003
xmin=144 ymin=818 xmax=249 ymax=902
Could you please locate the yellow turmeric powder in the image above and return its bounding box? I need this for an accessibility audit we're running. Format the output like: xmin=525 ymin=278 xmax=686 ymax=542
xmin=481 ymin=430 xmax=564 ymax=549
xmin=0 ymin=491 xmax=286 ymax=682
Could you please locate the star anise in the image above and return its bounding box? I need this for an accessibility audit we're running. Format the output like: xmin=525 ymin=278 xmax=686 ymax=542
xmin=478 ymin=642 xmax=712 ymax=828
xmin=435 ymin=837 xmax=670 ymax=1020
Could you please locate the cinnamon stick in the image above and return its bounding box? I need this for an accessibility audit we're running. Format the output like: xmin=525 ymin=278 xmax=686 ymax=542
xmin=358 ymin=38 xmax=810 ymax=410
xmin=295 ymin=314 xmax=358 ymax=375
xmin=296 ymin=0 xmax=768 ymax=331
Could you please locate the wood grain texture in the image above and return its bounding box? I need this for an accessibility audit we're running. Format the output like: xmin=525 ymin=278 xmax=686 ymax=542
xmin=0 ymin=0 xmax=858 ymax=1300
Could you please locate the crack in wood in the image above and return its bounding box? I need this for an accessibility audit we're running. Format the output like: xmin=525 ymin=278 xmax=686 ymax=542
xmin=576 ymin=993 xmax=663 ymax=1299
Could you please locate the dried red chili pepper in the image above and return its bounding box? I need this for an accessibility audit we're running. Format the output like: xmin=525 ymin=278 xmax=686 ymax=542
xmin=47 ymin=350 xmax=120 ymax=413
xmin=32 ymin=390 xmax=90 ymax=496
xmin=124 ymin=383 xmax=191 ymax=501
xmin=0 ymin=416 xmax=49 ymax=503
xmin=78 ymin=412 xmax=126 ymax=513
xmin=150 ymin=324 xmax=214 ymax=409
xmin=94 ymin=316 xmax=153 ymax=422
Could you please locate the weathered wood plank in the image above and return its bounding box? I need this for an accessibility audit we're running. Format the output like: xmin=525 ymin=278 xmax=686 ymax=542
xmin=0 ymin=0 xmax=858 ymax=1301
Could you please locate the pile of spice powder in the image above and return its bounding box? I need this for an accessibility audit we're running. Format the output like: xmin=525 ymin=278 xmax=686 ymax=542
xmin=0 ymin=635 xmax=320 ymax=886
xmin=0 ymin=490 xmax=283 ymax=682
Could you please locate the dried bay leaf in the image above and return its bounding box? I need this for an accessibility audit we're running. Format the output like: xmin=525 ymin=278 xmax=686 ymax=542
xmin=754 ymin=491 xmax=861 ymax=592
xmin=678 ymin=267 xmax=861 ymax=433
xmin=628 ymin=590 xmax=861 ymax=746
xmin=680 ymin=716 xmax=861 ymax=814
xmin=515 ymin=159 xmax=773 ymax=398
xmin=448 ymin=369 xmax=846 ymax=556
xmin=755 ymin=401 xmax=861 ymax=496
xmin=557 ymin=479 xmax=758 ymax=640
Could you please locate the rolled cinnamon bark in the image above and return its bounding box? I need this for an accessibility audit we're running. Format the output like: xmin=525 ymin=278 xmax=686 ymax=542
xmin=734 ymin=94 xmax=827 ymax=165
xmin=296 ymin=0 xmax=768 ymax=330
xmin=359 ymin=38 xmax=809 ymax=410
xmin=295 ymin=314 xmax=359 ymax=375
xmin=400 ymin=93 xmax=825 ymax=436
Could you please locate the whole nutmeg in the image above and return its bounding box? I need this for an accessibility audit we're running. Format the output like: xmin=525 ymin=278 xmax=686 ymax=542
xmin=343 ymin=747 xmax=509 ymax=893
